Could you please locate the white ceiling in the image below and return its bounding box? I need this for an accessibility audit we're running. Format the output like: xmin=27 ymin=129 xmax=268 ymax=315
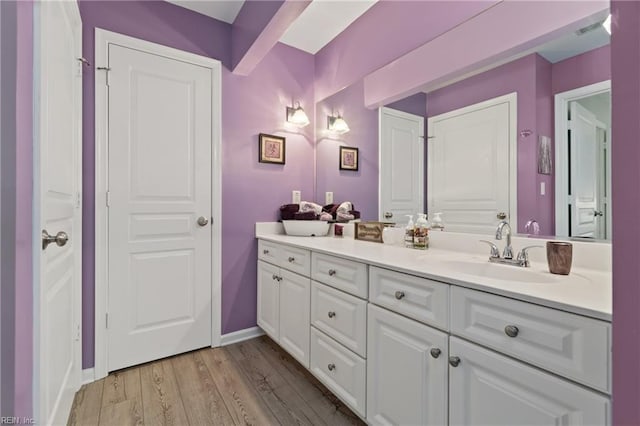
xmin=166 ymin=0 xmax=245 ymax=24
xmin=166 ymin=0 xmax=378 ymax=54
xmin=280 ymin=0 xmax=378 ymax=54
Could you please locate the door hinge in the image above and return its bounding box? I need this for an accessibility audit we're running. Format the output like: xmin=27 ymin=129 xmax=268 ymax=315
xmin=75 ymin=323 xmax=81 ymax=341
xmin=105 ymin=313 xmax=109 ymax=329
xmin=76 ymin=192 xmax=81 ymax=209
xmin=567 ymin=120 xmax=572 ymax=130
xmin=106 ymin=191 xmax=111 ymax=207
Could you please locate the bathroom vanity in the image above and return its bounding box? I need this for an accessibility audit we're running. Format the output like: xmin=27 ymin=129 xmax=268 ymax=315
xmin=256 ymin=224 xmax=611 ymax=425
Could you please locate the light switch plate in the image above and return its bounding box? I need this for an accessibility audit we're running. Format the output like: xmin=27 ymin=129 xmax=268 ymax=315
xmin=540 ymin=182 xmax=546 ymax=196
xmin=292 ymin=190 xmax=301 ymax=204
xmin=325 ymin=192 xmax=333 ymax=204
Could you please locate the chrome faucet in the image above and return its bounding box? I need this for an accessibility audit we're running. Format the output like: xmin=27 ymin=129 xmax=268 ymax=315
xmin=495 ymin=221 xmax=514 ymax=259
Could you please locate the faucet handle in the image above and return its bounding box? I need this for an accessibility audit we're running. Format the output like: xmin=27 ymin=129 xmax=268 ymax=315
xmin=516 ymin=245 xmax=543 ymax=266
xmin=479 ymin=240 xmax=500 ymax=258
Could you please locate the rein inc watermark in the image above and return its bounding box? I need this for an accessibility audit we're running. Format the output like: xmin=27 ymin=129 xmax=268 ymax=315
xmin=1 ymin=418 xmax=35 ymax=425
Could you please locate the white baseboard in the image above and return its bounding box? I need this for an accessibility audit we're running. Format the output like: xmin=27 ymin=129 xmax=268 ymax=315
xmin=220 ymin=326 xmax=264 ymax=346
xmin=82 ymin=367 xmax=95 ymax=385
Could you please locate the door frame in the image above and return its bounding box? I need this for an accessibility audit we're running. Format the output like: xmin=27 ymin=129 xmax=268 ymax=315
xmin=427 ymin=92 xmax=518 ymax=231
xmin=93 ymin=29 xmax=222 ymax=380
xmin=378 ymin=107 xmax=425 ymax=222
xmin=554 ymin=80 xmax=611 ymax=237
xmin=33 ymin=0 xmax=83 ymax=423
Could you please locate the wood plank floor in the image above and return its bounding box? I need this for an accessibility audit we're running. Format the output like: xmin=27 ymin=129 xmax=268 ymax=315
xmin=68 ymin=336 xmax=365 ymax=426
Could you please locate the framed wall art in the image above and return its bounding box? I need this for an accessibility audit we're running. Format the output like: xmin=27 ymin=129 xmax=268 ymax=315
xmin=259 ymin=133 xmax=286 ymax=164
xmin=339 ymin=146 xmax=359 ymax=171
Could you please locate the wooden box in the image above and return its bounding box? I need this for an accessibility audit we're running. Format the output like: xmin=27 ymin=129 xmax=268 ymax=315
xmin=354 ymin=221 xmax=394 ymax=243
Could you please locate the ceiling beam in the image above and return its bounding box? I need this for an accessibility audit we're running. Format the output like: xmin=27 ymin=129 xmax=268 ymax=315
xmin=232 ymin=0 xmax=311 ymax=76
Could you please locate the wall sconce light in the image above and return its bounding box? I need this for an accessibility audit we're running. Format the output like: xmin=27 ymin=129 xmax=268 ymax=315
xmin=286 ymin=102 xmax=310 ymax=127
xmin=327 ymin=113 xmax=350 ymax=134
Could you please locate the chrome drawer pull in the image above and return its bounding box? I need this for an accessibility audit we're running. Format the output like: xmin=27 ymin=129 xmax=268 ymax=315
xmin=328 ymin=269 xmax=336 ymax=276
xmin=328 ymin=311 xmax=336 ymax=318
xmin=288 ymin=256 xmax=295 ymax=263
xmin=430 ymin=348 xmax=441 ymax=359
xmin=504 ymin=325 xmax=519 ymax=338
xmin=395 ymin=291 xmax=405 ymax=300
xmin=327 ymin=363 xmax=336 ymax=371
xmin=449 ymin=356 xmax=461 ymax=367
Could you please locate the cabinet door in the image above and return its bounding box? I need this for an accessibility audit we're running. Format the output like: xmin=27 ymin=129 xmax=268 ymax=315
xmin=449 ymin=336 xmax=610 ymax=426
xmin=367 ymin=304 xmax=448 ymax=426
xmin=257 ymin=260 xmax=280 ymax=340
xmin=279 ymin=270 xmax=311 ymax=367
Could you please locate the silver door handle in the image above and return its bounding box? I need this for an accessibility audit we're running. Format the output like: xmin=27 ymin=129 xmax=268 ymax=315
xmin=384 ymin=212 xmax=393 ymax=219
xmin=42 ymin=230 xmax=69 ymax=250
xmin=197 ymin=216 xmax=209 ymax=227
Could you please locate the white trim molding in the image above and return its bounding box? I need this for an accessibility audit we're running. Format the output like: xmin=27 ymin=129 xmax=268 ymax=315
xmin=220 ymin=327 xmax=265 ymax=346
xmin=82 ymin=368 xmax=95 ymax=385
xmin=554 ymin=80 xmax=611 ymax=237
xmin=93 ymin=28 xmax=223 ymax=380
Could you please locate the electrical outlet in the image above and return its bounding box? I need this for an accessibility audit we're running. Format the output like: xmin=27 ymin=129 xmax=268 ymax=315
xmin=540 ymin=182 xmax=546 ymax=196
xmin=325 ymin=192 xmax=334 ymax=204
xmin=292 ymin=190 xmax=301 ymax=204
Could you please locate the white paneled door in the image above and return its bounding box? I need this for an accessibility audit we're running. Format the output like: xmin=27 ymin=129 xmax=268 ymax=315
xmin=106 ymin=43 xmax=213 ymax=371
xmin=36 ymin=1 xmax=83 ymax=424
xmin=428 ymin=94 xmax=516 ymax=234
xmin=379 ymin=107 xmax=424 ymax=223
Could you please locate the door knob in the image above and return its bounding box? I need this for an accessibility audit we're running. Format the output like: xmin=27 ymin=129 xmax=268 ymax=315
xmin=594 ymin=210 xmax=604 ymax=217
xmin=497 ymin=212 xmax=507 ymax=220
xmin=384 ymin=212 xmax=393 ymax=219
xmin=42 ymin=230 xmax=69 ymax=250
xmin=197 ymin=216 xmax=209 ymax=227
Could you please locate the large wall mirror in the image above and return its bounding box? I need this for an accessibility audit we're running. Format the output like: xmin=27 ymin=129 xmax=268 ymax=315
xmin=315 ymin=7 xmax=611 ymax=241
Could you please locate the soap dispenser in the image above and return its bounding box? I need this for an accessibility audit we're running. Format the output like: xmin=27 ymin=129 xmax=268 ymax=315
xmin=431 ymin=212 xmax=444 ymax=231
xmin=414 ymin=213 xmax=429 ymax=249
xmin=404 ymin=215 xmax=415 ymax=248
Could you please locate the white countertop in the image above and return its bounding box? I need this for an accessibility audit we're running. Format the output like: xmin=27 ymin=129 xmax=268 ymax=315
xmin=256 ymin=229 xmax=612 ymax=322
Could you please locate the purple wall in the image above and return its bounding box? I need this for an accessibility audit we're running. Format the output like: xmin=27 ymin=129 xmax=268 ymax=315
xmin=314 ymin=0 xmax=498 ymax=101
xmin=552 ymin=45 xmax=611 ymax=95
xmin=14 ymin=1 xmax=33 ymax=417
xmin=386 ymin=92 xmax=427 ymax=117
xmin=221 ymin=43 xmax=315 ymax=333
xmin=79 ymin=1 xmax=315 ymax=367
xmin=315 ymin=80 xmax=378 ymax=219
xmin=427 ymin=54 xmax=552 ymax=234
xmin=611 ymin=1 xmax=640 ymax=424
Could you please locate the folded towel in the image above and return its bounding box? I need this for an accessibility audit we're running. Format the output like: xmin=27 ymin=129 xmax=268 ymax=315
xmin=279 ymin=204 xmax=300 ymax=221
xmin=319 ymin=212 xmax=333 ymax=221
xmin=294 ymin=211 xmax=317 ymax=221
xmin=300 ymin=201 xmax=323 ymax=215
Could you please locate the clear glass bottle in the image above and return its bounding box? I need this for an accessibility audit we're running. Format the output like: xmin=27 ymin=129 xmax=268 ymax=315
xmin=404 ymin=215 xmax=415 ymax=248
xmin=413 ymin=213 xmax=429 ymax=249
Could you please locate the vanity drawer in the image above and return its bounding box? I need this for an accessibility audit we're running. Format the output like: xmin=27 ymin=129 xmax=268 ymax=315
xmin=369 ymin=266 xmax=449 ymax=331
xmin=311 ymin=253 xmax=368 ymax=298
xmin=311 ymin=281 xmax=367 ymax=357
xmin=310 ymin=327 xmax=366 ymax=418
xmin=451 ymin=287 xmax=611 ymax=393
xmin=280 ymin=245 xmax=311 ymax=276
xmin=257 ymin=240 xmax=310 ymax=276
xmin=258 ymin=239 xmax=280 ymax=265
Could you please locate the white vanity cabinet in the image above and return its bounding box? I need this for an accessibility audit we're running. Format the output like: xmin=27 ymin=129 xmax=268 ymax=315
xmin=367 ymin=304 xmax=448 ymax=426
xmin=257 ymin=239 xmax=312 ymax=368
xmin=448 ymin=337 xmax=611 ymax=426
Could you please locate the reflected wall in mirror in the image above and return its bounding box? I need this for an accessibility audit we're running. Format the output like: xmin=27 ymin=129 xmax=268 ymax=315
xmin=316 ymin=11 xmax=611 ymax=240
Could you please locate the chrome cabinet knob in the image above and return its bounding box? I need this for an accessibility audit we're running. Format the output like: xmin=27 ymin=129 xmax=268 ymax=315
xmin=384 ymin=212 xmax=393 ymax=219
xmin=328 ymin=311 xmax=336 ymax=318
xmin=504 ymin=325 xmax=519 ymax=338
xmin=42 ymin=230 xmax=69 ymax=250
xmin=448 ymin=356 xmax=461 ymax=367
xmin=327 ymin=363 xmax=336 ymax=371
xmin=197 ymin=216 xmax=209 ymax=227
xmin=395 ymin=291 xmax=405 ymax=300
xmin=430 ymin=348 xmax=441 ymax=359
xmin=263 ymin=249 xmax=269 ymax=255
xmin=328 ymin=269 xmax=336 ymax=276
xmin=288 ymin=256 xmax=295 ymax=263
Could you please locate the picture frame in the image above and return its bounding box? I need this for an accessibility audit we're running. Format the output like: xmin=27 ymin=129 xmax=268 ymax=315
xmin=339 ymin=146 xmax=359 ymax=171
xmin=259 ymin=133 xmax=286 ymax=164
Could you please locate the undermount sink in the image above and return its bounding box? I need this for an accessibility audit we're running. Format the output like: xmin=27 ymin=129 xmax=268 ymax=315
xmin=440 ymin=259 xmax=558 ymax=284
